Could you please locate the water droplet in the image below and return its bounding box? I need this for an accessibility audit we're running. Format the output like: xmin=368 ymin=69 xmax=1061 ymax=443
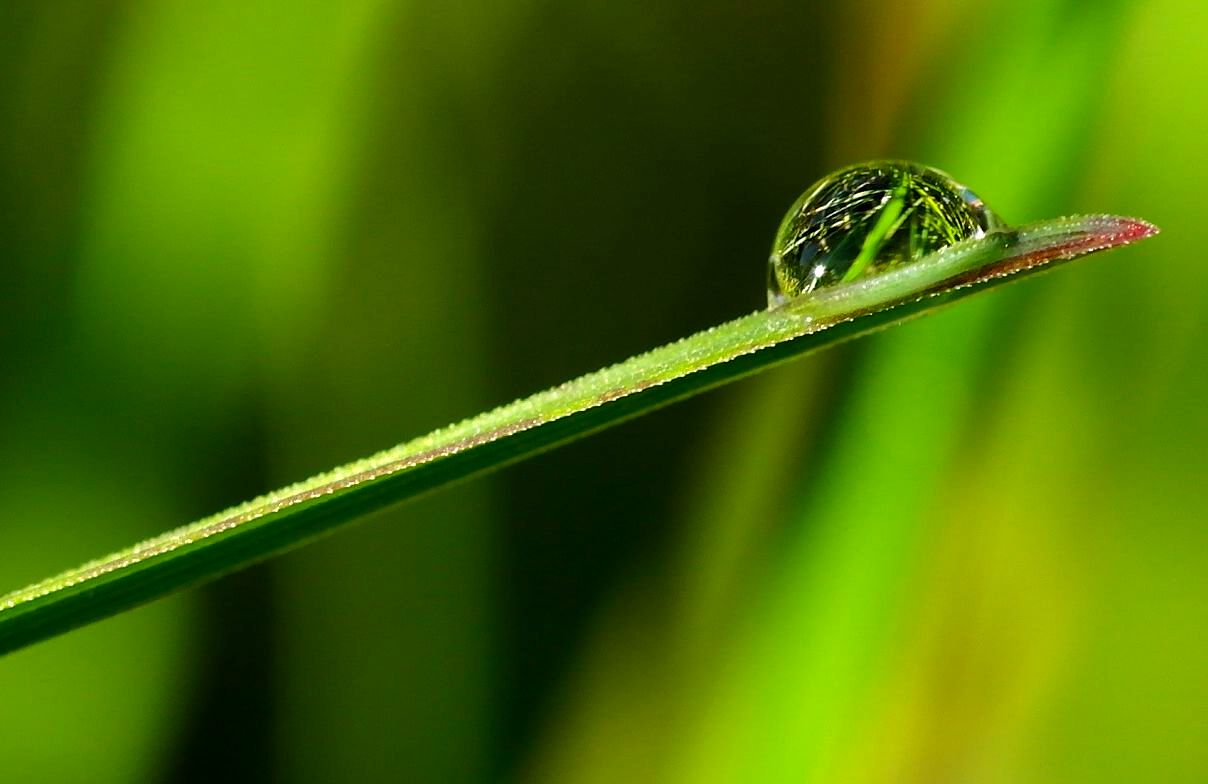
xmin=767 ymin=161 xmax=1006 ymax=307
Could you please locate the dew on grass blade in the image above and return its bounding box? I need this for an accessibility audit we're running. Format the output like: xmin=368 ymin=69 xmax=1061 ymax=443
xmin=768 ymin=161 xmax=1007 ymax=307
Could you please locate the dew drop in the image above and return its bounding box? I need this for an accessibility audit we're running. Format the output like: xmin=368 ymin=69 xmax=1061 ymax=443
xmin=767 ymin=161 xmax=1006 ymax=307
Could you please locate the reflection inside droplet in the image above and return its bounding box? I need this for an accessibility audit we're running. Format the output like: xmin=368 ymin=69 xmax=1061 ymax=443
xmin=767 ymin=161 xmax=1006 ymax=307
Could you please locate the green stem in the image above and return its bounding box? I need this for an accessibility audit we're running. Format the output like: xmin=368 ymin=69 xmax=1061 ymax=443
xmin=0 ymin=215 xmax=1156 ymax=656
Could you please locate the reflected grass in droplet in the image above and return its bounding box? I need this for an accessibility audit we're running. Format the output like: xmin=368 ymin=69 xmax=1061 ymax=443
xmin=768 ymin=161 xmax=1006 ymax=307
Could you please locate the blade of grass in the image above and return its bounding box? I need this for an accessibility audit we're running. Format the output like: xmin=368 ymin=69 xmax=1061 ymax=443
xmin=0 ymin=215 xmax=1155 ymax=655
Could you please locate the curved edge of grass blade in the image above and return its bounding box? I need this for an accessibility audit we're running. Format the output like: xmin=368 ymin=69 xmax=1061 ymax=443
xmin=0 ymin=215 xmax=1157 ymax=655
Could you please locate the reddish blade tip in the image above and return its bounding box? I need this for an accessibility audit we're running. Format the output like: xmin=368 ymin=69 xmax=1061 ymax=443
xmin=1101 ymin=216 xmax=1160 ymax=244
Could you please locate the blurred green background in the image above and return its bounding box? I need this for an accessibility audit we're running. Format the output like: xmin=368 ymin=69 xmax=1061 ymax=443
xmin=1 ymin=0 xmax=1204 ymax=781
